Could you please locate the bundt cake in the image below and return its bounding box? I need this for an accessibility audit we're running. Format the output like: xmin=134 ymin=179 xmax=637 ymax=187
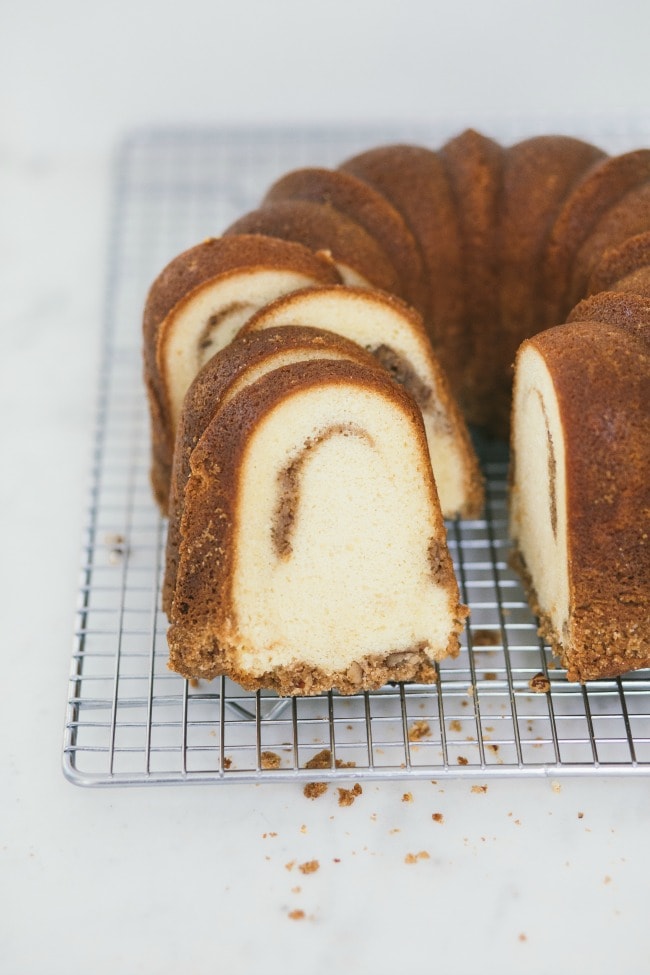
xmin=238 ymin=285 xmax=484 ymax=520
xmin=167 ymin=358 xmax=467 ymax=695
xmin=509 ymin=317 xmax=649 ymax=681
xmin=143 ymin=128 xmax=650 ymax=689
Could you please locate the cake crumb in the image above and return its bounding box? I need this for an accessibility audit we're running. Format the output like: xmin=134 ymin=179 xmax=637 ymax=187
xmin=473 ymin=629 xmax=500 ymax=646
xmin=291 ymin=886 xmax=301 ymax=894
xmin=551 ymin=781 xmax=561 ymax=794
xmin=471 ymin=785 xmax=488 ymax=794
xmin=457 ymin=756 xmax=469 ymax=766
xmin=338 ymin=784 xmax=362 ymax=807
xmin=432 ymin=812 xmax=444 ymax=824
xmin=260 ymin=750 xmax=281 ymax=769
xmin=518 ymin=933 xmax=527 ymax=943
xmin=578 ymin=811 xmax=584 ymax=819
xmin=305 ymin=749 xmax=334 ymax=770
xmin=303 ymin=782 xmax=328 ymax=800
xmin=528 ymin=672 xmax=551 ymax=693
xmin=299 ymin=860 xmax=320 ymax=875
xmin=222 ymin=757 xmax=232 ymax=769
xmin=604 ymin=875 xmax=612 ymax=885
xmin=188 ymin=678 xmax=199 ymax=688
xmin=402 ymin=792 xmax=413 ymax=803
xmin=288 ymin=910 xmax=305 ymax=921
xmin=300 ymin=824 xmax=308 ymax=833
xmin=305 ymin=748 xmax=356 ymax=770
xmin=405 ymin=851 xmax=430 ymax=864
xmin=408 ymin=720 xmax=431 ymax=741
xmin=285 ymin=860 xmax=296 ymax=872
xmin=449 ymin=719 xmax=462 ymax=732
xmin=484 ymin=671 xmax=497 ymax=681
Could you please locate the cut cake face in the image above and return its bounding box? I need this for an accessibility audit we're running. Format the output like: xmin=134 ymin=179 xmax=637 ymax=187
xmin=509 ymin=321 xmax=650 ymax=681
xmin=168 ymin=359 xmax=467 ymax=695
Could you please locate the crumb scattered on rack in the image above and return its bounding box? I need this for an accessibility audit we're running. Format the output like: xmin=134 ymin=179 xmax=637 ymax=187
xmin=449 ymin=719 xmax=462 ymax=732
xmin=432 ymin=812 xmax=444 ymax=824
xmin=528 ymin=672 xmax=551 ymax=693
xmin=260 ymin=750 xmax=281 ymax=769
xmin=402 ymin=792 xmax=413 ymax=803
xmin=405 ymin=851 xmax=430 ymax=864
xmin=472 ymin=629 xmax=500 ymax=646
xmin=471 ymin=785 xmax=488 ymax=794
xmin=457 ymin=756 xmax=469 ymax=766
xmin=288 ymin=910 xmax=305 ymax=921
xmin=408 ymin=720 xmax=431 ymax=741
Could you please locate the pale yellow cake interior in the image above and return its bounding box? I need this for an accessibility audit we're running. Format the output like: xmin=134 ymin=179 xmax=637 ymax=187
xmin=159 ymin=269 xmax=327 ymax=431
xmin=510 ymin=344 xmax=570 ymax=644
xmin=243 ymin=289 xmax=468 ymax=518
xmin=228 ymin=383 xmax=456 ymax=676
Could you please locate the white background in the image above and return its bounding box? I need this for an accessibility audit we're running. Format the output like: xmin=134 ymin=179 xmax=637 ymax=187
xmin=2 ymin=2 xmax=650 ymax=973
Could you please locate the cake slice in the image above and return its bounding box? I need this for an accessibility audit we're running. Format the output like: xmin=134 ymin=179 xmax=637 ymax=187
xmin=263 ymin=166 xmax=426 ymax=311
xmin=509 ymin=320 xmax=650 ymax=681
xmin=168 ymin=358 xmax=467 ymax=695
xmin=163 ymin=324 xmax=382 ymax=615
xmin=142 ymin=234 xmax=340 ymax=511
xmin=224 ymin=199 xmax=401 ymax=294
xmin=239 ymin=285 xmax=484 ymax=519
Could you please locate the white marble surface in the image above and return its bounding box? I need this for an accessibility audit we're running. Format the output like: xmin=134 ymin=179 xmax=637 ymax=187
xmin=3 ymin=3 xmax=650 ymax=972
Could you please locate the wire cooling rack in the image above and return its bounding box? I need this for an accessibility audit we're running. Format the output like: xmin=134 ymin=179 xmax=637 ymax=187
xmin=64 ymin=122 xmax=650 ymax=786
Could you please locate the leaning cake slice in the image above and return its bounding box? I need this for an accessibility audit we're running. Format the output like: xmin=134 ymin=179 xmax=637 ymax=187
xmin=239 ymin=285 xmax=484 ymax=519
xmin=168 ymin=358 xmax=467 ymax=695
xmin=509 ymin=320 xmax=650 ymax=681
xmin=142 ymin=234 xmax=340 ymax=511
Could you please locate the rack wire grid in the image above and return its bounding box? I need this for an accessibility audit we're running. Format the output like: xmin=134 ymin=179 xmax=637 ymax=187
xmin=64 ymin=122 xmax=650 ymax=786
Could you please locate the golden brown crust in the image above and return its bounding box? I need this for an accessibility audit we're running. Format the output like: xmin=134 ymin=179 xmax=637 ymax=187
xmin=143 ymin=235 xmax=340 ymax=512
xmin=566 ymin=290 xmax=650 ymax=336
xmin=496 ymin=136 xmax=605 ymax=406
xmin=262 ymin=166 xmax=426 ymax=312
xmin=168 ymin=359 xmax=466 ymax=694
xmin=586 ymin=230 xmax=650 ymax=295
xmin=223 ymin=199 xmax=401 ymax=295
xmin=439 ymin=129 xmax=505 ymax=431
xmin=543 ymin=149 xmax=650 ymax=323
xmin=567 ymin=181 xmax=650 ymax=309
xmin=339 ymin=144 xmax=466 ymax=396
xmin=163 ymin=324 xmax=381 ymax=615
xmin=520 ymin=321 xmax=650 ymax=681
